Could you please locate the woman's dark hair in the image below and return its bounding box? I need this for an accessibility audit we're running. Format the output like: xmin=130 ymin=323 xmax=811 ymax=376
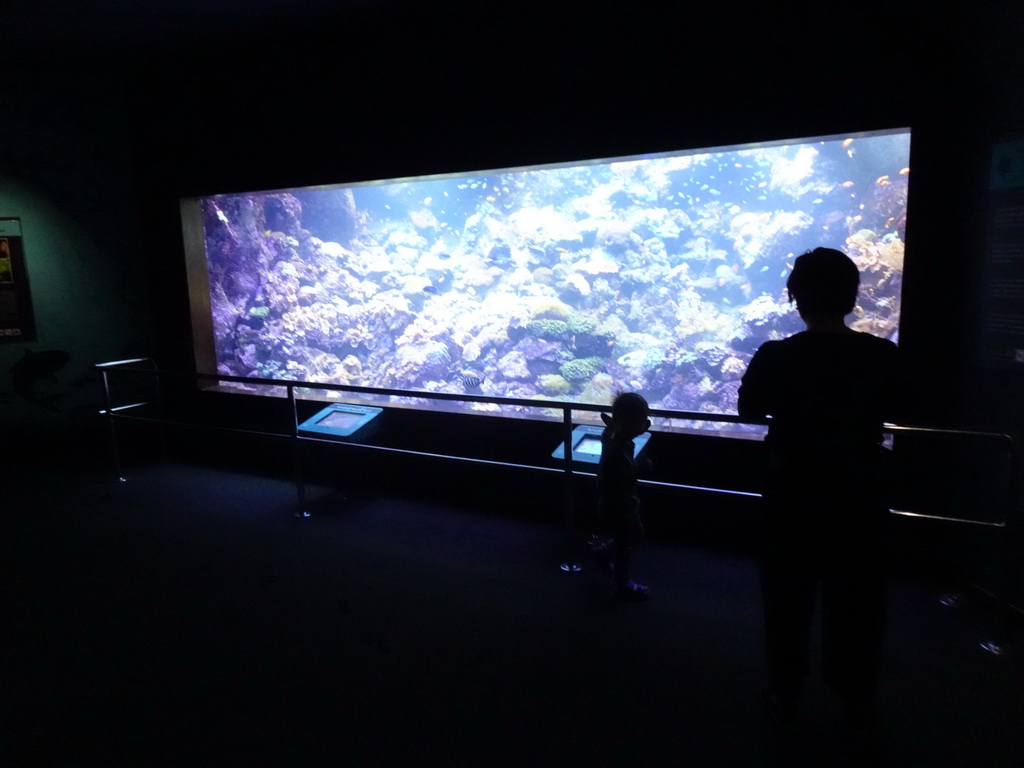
xmin=611 ymin=391 xmax=649 ymax=421
xmin=786 ymin=247 xmax=860 ymax=316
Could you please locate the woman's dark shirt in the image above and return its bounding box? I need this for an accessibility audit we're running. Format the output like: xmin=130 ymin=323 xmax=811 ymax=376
xmin=739 ymin=330 xmax=901 ymax=529
xmin=738 ymin=330 xmax=900 ymax=457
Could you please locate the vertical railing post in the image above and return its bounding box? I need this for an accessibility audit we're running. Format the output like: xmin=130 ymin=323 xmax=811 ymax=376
xmin=981 ymin=436 xmax=1020 ymax=656
xmin=289 ymin=383 xmax=309 ymax=518
xmin=560 ymin=405 xmax=581 ymax=572
xmin=100 ymin=368 xmax=127 ymax=483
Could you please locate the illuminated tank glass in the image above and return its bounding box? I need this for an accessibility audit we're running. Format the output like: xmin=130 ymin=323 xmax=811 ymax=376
xmin=182 ymin=128 xmax=910 ymax=433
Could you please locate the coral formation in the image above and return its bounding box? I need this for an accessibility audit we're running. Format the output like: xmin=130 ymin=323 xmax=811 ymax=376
xmin=537 ymin=374 xmax=571 ymax=395
xmin=527 ymin=319 xmax=569 ymax=340
xmin=559 ymin=356 xmax=605 ymax=382
xmin=203 ymin=133 xmax=909 ymax=421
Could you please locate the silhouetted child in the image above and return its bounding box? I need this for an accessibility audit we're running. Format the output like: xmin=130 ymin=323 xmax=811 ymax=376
xmin=738 ymin=247 xmax=902 ymax=731
xmin=592 ymin=391 xmax=651 ymax=600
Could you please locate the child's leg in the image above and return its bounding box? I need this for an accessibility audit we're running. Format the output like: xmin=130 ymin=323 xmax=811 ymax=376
xmin=590 ymin=534 xmax=615 ymax=578
xmin=613 ymin=511 xmax=646 ymax=595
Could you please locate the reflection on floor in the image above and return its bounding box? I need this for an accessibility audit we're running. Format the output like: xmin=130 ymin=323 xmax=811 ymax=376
xmin=5 ymin=461 xmax=1023 ymax=767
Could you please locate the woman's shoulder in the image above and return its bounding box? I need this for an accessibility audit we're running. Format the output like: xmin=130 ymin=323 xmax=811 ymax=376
xmin=780 ymin=330 xmax=896 ymax=350
xmin=850 ymin=331 xmax=900 ymax=357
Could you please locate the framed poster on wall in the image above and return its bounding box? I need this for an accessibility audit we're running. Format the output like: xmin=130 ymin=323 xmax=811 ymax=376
xmin=0 ymin=217 xmax=36 ymax=342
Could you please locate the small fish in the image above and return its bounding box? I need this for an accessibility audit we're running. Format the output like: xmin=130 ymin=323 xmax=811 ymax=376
xmin=899 ymin=167 xmax=910 ymax=175
xmin=876 ymin=175 xmax=891 ymax=186
xmin=839 ymin=181 xmax=855 ymax=188
xmin=461 ymin=374 xmax=482 ymax=391
xmin=437 ymin=253 xmax=451 ymax=261
xmin=842 ymin=138 xmax=855 ymax=148
xmin=423 ymin=285 xmax=439 ymax=294
xmin=885 ymin=217 xmax=895 ymax=228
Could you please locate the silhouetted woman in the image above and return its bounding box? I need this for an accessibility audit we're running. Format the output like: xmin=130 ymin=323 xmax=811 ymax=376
xmin=738 ymin=247 xmax=901 ymax=730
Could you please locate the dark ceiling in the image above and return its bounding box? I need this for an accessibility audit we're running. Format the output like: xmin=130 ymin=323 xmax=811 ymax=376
xmin=2 ymin=0 xmax=419 ymax=61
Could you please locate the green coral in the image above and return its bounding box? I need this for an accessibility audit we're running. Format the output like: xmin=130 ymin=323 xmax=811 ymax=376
xmin=565 ymin=314 xmax=597 ymax=334
xmin=559 ymin=356 xmax=604 ymax=381
xmin=527 ymin=297 xmax=573 ymax=320
xmin=527 ymin=319 xmax=569 ymax=339
xmin=537 ymin=374 xmax=571 ymax=395
xmin=249 ymin=306 xmax=271 ymax=318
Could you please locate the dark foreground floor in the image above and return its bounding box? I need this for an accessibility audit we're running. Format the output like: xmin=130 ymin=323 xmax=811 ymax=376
xmin=4 ymin=460 xmax=1023 ymax=767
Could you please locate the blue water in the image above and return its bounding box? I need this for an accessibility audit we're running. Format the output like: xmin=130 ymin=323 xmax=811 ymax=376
xmin=201 ymin=131 xmax=910 ymax=427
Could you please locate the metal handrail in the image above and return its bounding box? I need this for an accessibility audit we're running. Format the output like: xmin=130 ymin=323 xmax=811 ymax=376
xmin=94 ymin=360 xmax=1017 ymax=525
xmin=96 ymin=363 xmax=1016 ymax=439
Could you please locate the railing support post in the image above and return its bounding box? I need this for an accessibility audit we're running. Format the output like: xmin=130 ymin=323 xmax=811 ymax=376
xmin=100 ymin=368 xmax=127 ymax=483
xmin=560 ymin=406 xmax=581 ymax=572
xmin=981 ymin=439 xmax=1021 ymax=655
xmin=289 ymin=384 xmax=309 ymax=518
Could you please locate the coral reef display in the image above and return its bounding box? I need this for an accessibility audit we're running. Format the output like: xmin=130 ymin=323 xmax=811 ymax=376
xmin=196 ymin=131 xmax=910 ymax=426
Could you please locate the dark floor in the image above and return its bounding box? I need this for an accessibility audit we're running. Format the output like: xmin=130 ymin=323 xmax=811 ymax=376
xmin=4 ymin=458 xmax=1023 ymax=767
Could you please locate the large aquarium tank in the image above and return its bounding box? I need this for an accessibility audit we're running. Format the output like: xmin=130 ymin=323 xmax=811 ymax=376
xmin=181 ymin=128 xmax=911 ymax=433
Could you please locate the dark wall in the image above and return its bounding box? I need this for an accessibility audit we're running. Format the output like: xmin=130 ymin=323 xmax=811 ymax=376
xmin=3 ymin=2 xmax=1024 ymax=455
xmin=128 ymin=3 xmax=1021 ymax=431
xmin=0 ymin=64 xmax=153 ymax=459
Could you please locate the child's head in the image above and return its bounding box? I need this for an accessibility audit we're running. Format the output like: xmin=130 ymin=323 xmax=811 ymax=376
xmin=604 ymin=391 xmax=650 ymax=439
